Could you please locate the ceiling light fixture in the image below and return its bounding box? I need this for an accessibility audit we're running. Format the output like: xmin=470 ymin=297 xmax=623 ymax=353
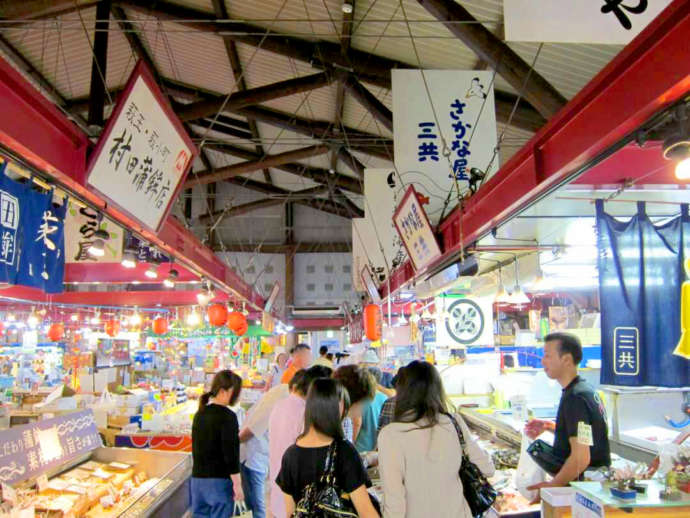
xmin=121 ymin=249 xmax=137 ymax=269
xmin=508 ymin=258 xmax=530 ymax=305
xmin=663 ymin=105 xmax=690 ymax=181
xmin=163 ymin=269 xmax=179 ymax=289
xmin=186 ymin=311 xmax=201 ymax=327
xmin=145 ymin=263 xmax=158 ymax=279
xmin=495 ymin=268 xmax=512 ymax=304
xmin=341 ymin=2 xmax=353 ymax=14
xmin=87 ymin=229 xmax=110 ymax=257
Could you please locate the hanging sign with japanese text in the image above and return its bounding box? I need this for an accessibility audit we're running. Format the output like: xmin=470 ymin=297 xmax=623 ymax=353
xmin=0 ymin=163 xmax=66 ymax=293
xmin=16 ymin=188 xmax=66 ymax=294
xmin=392 ymin=70 xmax=498 ymax=226
xmin=0 ymin=410 xmax=101 ymax=485
xmin=86 ymin=60 xmax=197 ymax=233
xmin=392 ymin=186 xmax=442 ymax=272
xmin=504 ymin=0 xmax=672 ymax=44
xmin=65 ymin=201 xmax=123 ymax=263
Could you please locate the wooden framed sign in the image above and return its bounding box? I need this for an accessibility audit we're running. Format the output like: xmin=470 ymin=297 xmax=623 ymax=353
xmin=392 ymin=185 xmax=442 ymax=271
xmin=86 ymin=60 xmax=197 ymax=233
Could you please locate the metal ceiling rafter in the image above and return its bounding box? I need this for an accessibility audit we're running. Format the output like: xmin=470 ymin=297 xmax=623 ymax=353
xmin=211 ymin=0 xmax=272 ymax=184
xmin=116 ymin=0 xmax=547 ymax=133
xmin=343 ymin=73 xmax=393 ymax=132
xmin=416 ymin=0 xmax=566 ymax=119
xmin=331 ymin=0 xmax=355 ymax=172
xmin=184 ymin=144 xmax=331 ymax=188
xmin=198 ymin=185 xmax=330 ymax=224
xmin=87 ymin=0 xmax=111 ymax=127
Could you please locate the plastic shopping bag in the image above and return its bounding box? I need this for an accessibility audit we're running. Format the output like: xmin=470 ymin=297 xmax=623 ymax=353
xmin=233 ymin=501 xmax=253 ymax=518
xmin=514 ymin=432 xmax=545 ymax=501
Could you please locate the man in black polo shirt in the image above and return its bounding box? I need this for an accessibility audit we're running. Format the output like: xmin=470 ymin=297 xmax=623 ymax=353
xmin=526 ymin=332 xmax=610 ymax=491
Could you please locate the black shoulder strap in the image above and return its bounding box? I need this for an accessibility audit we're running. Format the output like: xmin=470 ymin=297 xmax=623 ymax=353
xmin=444 ymin=412 xmax=470 ymax=456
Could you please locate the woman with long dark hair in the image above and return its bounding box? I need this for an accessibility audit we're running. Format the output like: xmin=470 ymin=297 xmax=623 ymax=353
xmin=276 ymin=378 xmax=380 ymax=518
xmin=378 ymin=361 xmax=494 ymax=518
xmin=191 ymin=369 xmax=244 ymax=518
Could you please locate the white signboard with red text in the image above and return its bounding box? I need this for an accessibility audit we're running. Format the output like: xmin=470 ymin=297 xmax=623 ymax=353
xmin=86 ymin=60 xmax=197 ymax=233
xmin=392 ymin=186 xmax=442 ymax=272
xmin=504 ymin=0 xmax=672 ymax=44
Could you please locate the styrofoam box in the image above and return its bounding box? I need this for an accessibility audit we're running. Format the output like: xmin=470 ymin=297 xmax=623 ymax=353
xmin=540 ymin=487 xmax=574 ymax=507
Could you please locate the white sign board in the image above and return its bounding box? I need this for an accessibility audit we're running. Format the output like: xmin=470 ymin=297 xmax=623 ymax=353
xmin=392 ymin=186 xmax=442 ymax=272
xmin=504 ymin=0 xmax=672 ymax=44
xmin=64 ymin=201 xmax=124 ymax=263
xmin=86 ymin=61 xmax=196 ymax=232
xmin=392 ymin=70 xmax=498 ymax=226
xmin=572 ymin=491 xmax=605 ymax=518
xmin=435 ymin=296 xmax=494 ymax=347
xmin=351 ymin=168 xmax=400 ymax=291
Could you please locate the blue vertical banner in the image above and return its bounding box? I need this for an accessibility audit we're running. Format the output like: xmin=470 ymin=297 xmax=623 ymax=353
xmin=17 ymin=188 xmax=67 ymax=294
xmin=0 ymin=162 xmax=67 ymax=294
xmin=0 ymin=164 xmax=25 ymax=285
xmin=597 ymin=200 xmax=690 ymax=387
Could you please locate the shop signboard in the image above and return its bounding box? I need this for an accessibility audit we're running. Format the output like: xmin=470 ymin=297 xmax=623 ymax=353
xmin=264 ymin=282 xmax=280 ymax=314
xmin=65 ymin=201 xmax=123 ymax=263
xmin=435 ymin=296 xmax=494 ymax=347
xmin=392 ymin=186 xmax=442 ymax=272
xmin=348 ymin=312 xmax=363 ymax=344
xmin=392 ymin=70 xmax=498 ymax=226
xmin=86 ymin=60 xmax=197 ymax=233
xmin=505 ymin=1 xmax=672 ymax=44
xmin=0 ymin=410 xmax=101 ymax=485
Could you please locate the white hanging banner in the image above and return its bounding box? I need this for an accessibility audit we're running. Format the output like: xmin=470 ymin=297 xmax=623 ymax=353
xmin=392 ymin=70 xmax=498 ymax=226
xmin=64 ymin=201 xmax=124 ymax=263
xmin=86 ymin=60 xmax=197 ymax=233
xmin=504 ymin=0 xmax=672 ymax=44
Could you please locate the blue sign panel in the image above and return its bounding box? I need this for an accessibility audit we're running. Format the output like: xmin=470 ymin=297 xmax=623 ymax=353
xmin=0 ymin=410 xmax=101 ymax=485
xmin=613 ymin=327 xmax=639 ymax=376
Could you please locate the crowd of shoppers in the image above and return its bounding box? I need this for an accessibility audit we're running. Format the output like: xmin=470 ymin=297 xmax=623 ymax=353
xmin=191 ymin=344 xmax=496 ymax=518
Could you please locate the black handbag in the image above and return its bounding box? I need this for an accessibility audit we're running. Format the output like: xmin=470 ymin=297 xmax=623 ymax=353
xmin=293 ymin=441 xmax=358 ymax=518
xmin=445 ymin=413 xmax=497 ymax=518
xmin=526 ymin=439 xmax=566 ymax=476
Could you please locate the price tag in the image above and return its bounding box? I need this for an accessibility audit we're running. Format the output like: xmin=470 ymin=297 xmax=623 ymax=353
xmin=36 ymin=474 xmax=48 ymax=492
xmin=577 ymin=421 xmax=593 ymax=446
xmin=1 ymin=482 xmax=17 ymax=504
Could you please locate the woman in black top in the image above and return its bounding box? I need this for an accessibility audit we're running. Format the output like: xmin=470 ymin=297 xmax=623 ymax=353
xmin=191 ymin=369 xmax=244 ymax=518
xmin=277 ymin=378 xmax=379 ymax=518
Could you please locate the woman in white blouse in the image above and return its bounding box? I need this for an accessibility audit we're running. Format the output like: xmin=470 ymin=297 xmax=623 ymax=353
xmin=378 ymin=361 xmax=495 ymax=518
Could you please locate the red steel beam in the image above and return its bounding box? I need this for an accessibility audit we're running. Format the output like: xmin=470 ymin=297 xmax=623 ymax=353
xmin=290 ymin=318 xmax=345 ymax=331
xmin=381 ymin=0 xmax=690 ymax=299
xmin=0 ymin=56 xmax=266 ymax=311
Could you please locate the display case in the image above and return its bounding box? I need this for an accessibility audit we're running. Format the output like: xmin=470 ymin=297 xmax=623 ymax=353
xmin=0 ymin=410 xmax=191 ymax=517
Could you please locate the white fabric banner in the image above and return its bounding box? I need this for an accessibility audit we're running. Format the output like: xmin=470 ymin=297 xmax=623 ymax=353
xmin=352 ymin=168 xmax=401 ymax=291
xmin=435 ymin=296 xmax=494 ymax=347
xmin=504 ymin=0 xmax=672 ymax=44
xmin=64 ymin=201 xmax=124 ymax=263
xmin=392 ymin=70 xmax=498 ymax=226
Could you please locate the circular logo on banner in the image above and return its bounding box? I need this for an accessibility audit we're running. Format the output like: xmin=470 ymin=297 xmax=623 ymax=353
xmin=445 ymin=299 xmax=484 ymax=345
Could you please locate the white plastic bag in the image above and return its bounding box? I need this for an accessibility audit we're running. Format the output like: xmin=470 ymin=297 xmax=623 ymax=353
xmin=514 ymin=432 xmax=544 ymax=501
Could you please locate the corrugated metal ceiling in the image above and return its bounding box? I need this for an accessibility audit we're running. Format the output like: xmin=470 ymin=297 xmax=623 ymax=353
xmin=0 ymin=0 xmax=629 ymax=247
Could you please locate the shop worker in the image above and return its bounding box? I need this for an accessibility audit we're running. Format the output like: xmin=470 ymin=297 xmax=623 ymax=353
xmin=526 ymin=333 xmax=611 ymax=492
xmin=281 ymin=343 xmax=312 ymax=384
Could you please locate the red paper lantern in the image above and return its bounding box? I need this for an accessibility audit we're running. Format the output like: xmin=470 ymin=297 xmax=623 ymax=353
xmin=226 ymin=311 xmax=246 ymax=332
xmin=0 ymin=322 xmax=4 ymax=335
xmin=234 ymin=320 xmax=248 ymax=337
xmin=152 ymin=317 xmax=168 ymax=335
xmin=208 ymin=304 xmax=228 ymax=327
xmin=363 ymin=304 xmax=382 ymax=341
xmin=47 ymin=323 xmax=65 ymax=342
xmin=104 ymin=320 xmax=120 ymax=337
